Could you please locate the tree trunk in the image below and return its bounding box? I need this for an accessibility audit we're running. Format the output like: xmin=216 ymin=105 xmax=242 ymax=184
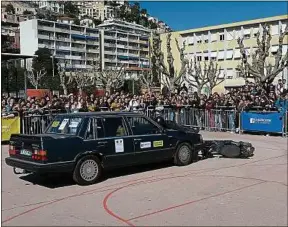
xmin=78 ymin=87 xmax=83 ymax=96
xmin=197 ymin=87 xmax=202 ymax=95
xmin=62 ymin=85 xmax=68 ymax=96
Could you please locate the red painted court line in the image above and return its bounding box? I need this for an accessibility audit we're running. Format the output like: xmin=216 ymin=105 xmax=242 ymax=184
xmin=127 ymin=181 xmax=266 ymax=222
xmin=102 ymin=173 xmax=269 ymax=226
xmin=2 ymin=154 xmax=287 ymax=224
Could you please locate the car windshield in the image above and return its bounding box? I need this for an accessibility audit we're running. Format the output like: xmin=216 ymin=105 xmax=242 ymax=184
xmin=46 ymin=116 xmax=83 ymax=135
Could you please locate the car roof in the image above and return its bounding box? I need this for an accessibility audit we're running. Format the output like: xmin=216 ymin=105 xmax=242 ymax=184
xmin=56 ymin=111 xmax=146 ymax=118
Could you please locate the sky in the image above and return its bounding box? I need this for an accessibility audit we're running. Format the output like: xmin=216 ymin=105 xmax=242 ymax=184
xmin=137 ymin=1 xmax=288 ymax=31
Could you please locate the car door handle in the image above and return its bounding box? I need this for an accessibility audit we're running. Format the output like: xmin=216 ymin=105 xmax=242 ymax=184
xmin=134 ymin=138 xmax=142 ymax=141
xmin=98 ymin=141 xmax=108 ymax=145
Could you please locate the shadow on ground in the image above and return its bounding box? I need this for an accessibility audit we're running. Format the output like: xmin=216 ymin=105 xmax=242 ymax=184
xmin=19 ymin=160 xmax=176 ymax=189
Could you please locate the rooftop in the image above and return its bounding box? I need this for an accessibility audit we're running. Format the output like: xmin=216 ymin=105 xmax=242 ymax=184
xmin=173 ymin=14 xmax=288 ymax=35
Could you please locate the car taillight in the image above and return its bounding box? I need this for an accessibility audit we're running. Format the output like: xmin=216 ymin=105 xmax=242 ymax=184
xmin=32 ymin=149 xmax=47 ymax=161
xmin=9 ymin=145 xmax=16 ymax=155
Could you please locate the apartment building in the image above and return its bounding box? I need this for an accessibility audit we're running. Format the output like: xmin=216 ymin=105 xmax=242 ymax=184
xmin=20 ymin=19 xmax=100 ymax=70
xmin=160 ymin=15 xmax=288 ymax=92
xmin=37 ymin=0 xmax=64 ymax=14
xmin=77 ymin=1 xmax=118 ymax=20
xmin=1 ymin=1 xmax=37 ymax=15
xmin=19 ymin=18 xmax=151 ymax=75
xmin=98 ymin=19 xmax=151 ymax=77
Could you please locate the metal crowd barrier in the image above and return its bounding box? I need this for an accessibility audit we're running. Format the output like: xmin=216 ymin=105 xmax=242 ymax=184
xmin=15 ymin=107 xmax=288 ymax=137
xmin=145 ymin=106 xmax=237 ymax=132
xmin=21 ymin=110 xmax=61 ymax=135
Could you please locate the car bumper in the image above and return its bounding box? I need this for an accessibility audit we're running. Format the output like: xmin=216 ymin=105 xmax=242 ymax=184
xmin=5 ymin=157 xmax=75 ymax=173
xmin=194 ymin=142 xmax=205 ymax=151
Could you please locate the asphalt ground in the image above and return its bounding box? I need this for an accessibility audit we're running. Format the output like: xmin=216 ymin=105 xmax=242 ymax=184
xmin=1 ymin=132 xmax=287 ymax=226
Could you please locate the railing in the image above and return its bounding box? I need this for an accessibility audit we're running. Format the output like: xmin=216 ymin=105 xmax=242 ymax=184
xmin=4 ymin=107 xmax=287 ymax=138
xmin=21 ymin=109 xmax=65 ymax=135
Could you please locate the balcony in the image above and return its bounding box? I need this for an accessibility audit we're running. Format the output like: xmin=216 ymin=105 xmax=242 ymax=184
xmin=116 ymin=44 xmax=125 ymax=49
xmin=86 ymin=49 xmax=99 ymax=53
xmin=56 ymin=46 xmax=71 ymax=51
xmin=55 ymin=55 xmax=67 ymax=59
xmin=140 ymin=47 xmax=149 ymax=52
xmin=86 ymin=40 xmax=99 ymax=45
xmin=38 ymin=25 xmax=55 ymax=32
xmin=139 ymin=40 xmax=148 ymax=44
xmin=73 ymin=64 xmax=87 ymax=69
xmin=129 ymin=39 xmax=139 ymax=44
xmin=38 ymin=43 xmax=54 ymax=49
xmin=70 ymin=30 xmax=83 ymax=35
xmin=86 ymin=32 xmax=99 ymax=37
xmin=55 ymin=27 xmax=70 ymax=33
xmin=38 ymin=34 xmax=54 ymax=40
xmin=105 ymin=58 xmax=117 ymax=63
xmin=68 ymin=55 xmax=81 ymax=60
xmin=105 ymin=35 xmax=116 ymax=40
xmin=104 ymin=51 xmax=116 ymax=55
xmin=104 ymin=43 xmax=116 ymax=47
xmin=55 ymin=36 xmax=70 ymax=42
xmin=129 ymin=53 xmax=139 ymax=57
xmin=86 ymin=56 xmax=99 ymax=61
xmin=71 ymin=39 xmax=86 ymax=44
xmin=71 ymin=47 xmax=86 ymax=52
xmin=117 ymin=52 xmax=128 ymax=56
xmin=128 ymin=46 xmax=140 ymax=50
xmin=117 ymin=37 xmax=128 ymax=42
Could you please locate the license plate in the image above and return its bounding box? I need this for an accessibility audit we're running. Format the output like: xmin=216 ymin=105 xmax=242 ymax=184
xmin=20 ymin=149 xmax=32 ymax=156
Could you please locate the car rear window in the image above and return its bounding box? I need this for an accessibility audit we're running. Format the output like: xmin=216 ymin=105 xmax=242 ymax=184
xmin=46 ymin=116 xmax=83 ymax=135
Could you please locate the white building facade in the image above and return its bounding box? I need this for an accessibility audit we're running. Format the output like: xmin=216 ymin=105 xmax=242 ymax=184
xmin=98 ymin=19 xmax=151 ymax=77
xmin=20 ymin=19 xmax=100 ymax=70
xmin=19 ymin=18 xmax=151 ymax=75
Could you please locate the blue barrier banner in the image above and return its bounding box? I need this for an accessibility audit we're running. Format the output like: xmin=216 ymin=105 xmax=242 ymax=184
xmin=241 ymin=111 xmax=284 ymax=133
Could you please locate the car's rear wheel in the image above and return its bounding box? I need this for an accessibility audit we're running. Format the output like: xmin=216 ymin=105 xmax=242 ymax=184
xmin=174 ymin=143 xmax=193 ymax=166
xmin=73 ymin=155 xmax=102 ymax=185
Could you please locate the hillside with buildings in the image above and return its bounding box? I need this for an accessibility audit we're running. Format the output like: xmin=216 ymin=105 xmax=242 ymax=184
xmin=1 ymin=0 xmax=170 ymax=54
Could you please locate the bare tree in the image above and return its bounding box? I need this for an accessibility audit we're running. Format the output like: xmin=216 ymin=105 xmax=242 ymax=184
xmin=68 ymin=69 xmax=95 ymax=95
xmin=152 ymin=32 xmax=188 ymax=93
xmin=97 ymin=65 xmax=125 ymax=94
xmin=57 ymin=62 xmax=69 ymax=96
xmin=26 ymin=69 xmax=46 ymax=89
xmin=184 ymin=56 xmax=208 ymax=94
xmin=184 ymin=58 xmax=224 ymax=95
xmin=138 ymin=70 xmax=154 ymax=93
xmin=206 ymin=60 xmax=225 ymax=94
xmin=238 ymin=24 xmax=288 ymax=88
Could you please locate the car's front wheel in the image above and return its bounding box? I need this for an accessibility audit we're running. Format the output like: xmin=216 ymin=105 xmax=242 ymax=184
xmin=73 ymin=155 xmax=102 ymax=185
xmin=174 ymin=142 xmax=193 ymax=166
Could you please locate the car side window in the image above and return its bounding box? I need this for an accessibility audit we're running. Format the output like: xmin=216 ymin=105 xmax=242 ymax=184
xmin=85 ymin=119 xmax=94 ymax=140
xmin=127 ymin=117 xmax=161 ymax=135
xmin=85 ymin=118 xmax=104 ymax=140
xmin=102 ymin=117 xmax=127 ymax=137
xmin=95 ymin=118 xmax=105 ymax=139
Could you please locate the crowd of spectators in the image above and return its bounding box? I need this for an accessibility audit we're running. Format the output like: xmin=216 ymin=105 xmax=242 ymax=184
xmin=2 ymin=79 xmax=287 ymax=116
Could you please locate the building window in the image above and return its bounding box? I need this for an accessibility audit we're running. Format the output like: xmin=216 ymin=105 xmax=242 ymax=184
xmin=204 ymin=56 xmax=209 ymax=61
xmin=219 ymin=34 xmax=225 ymax=41
xmin=244 ymin=34 xmax=250 ymax=39
xmin=197 ymin=56 xmax=202 ymax=61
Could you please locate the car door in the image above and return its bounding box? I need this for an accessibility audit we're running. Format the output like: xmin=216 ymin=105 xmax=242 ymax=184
xmin=99 ymin=116 xmax=136 ymax=168
xmin=82 ymin=117 xmax=106 ymax=159
xmin=125 ymin=116 xmax=174 ymax=164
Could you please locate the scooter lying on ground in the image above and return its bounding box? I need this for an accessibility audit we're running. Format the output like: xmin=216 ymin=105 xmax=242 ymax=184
xmin=154 ymin=116 xmax=255 ymax=159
